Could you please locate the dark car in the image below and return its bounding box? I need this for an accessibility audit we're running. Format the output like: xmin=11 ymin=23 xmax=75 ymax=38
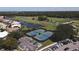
xmin=64 ymin=47 xmax=69 ymax=51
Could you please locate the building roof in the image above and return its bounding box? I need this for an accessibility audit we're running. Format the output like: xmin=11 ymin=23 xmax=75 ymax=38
xmin=0 ymin=22 xmax=7 ymax=29
xmin=18 ymin=36 xmax=42 ymax=51
xmin=11 ymin=21 xmax=21 ymax=28
xmin=12 ymin=21 xmax=21 ymax=25
xmin=0 ymin=31 xmax=8 ymax=38
xmin=0 ymin=16 xmax=4 ymax=20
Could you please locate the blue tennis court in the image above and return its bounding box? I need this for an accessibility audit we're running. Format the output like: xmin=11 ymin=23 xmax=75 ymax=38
xmin=26 ymin=29 xmax=45 ymax=36
xmin=34 ymin=31 xmax=53 ymax=41
xmin=26 ymin=29 xmax=53 ymax=41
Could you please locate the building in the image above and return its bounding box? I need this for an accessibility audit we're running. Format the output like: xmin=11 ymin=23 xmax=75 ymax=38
xmin=18 ymin=36 xmax=42 ymax=51
xmin=11 ymin=21 xmax=21 ymax=28
xmin=0 ymin=22 xmax=7 ymax=29
xmin=0 ymin=31 xmax=8 ymax=39
xmin=0 ymin=16 xmax=4 ymax=22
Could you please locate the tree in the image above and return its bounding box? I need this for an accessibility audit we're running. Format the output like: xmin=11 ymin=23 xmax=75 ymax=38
xmin=2 ymin=37 xmax=18 ymax=50
xmin=8 ymin=26 xmax=31 ymax=40
xmin=38 ymin=16 xmax=48 ymax=21
xmin=8 ymin=31 xmax=24 ymax=40
xmin=0 ymin=39 xmax=4 ymax=49
xmin=52 ymin=24 xmax=78 ymax=42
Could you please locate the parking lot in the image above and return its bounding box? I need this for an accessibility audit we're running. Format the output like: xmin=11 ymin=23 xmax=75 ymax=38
xmin=41 ymin=39 xmax=79 ymax=51
xmin=55 ymin=41 xmax=79 ymax=51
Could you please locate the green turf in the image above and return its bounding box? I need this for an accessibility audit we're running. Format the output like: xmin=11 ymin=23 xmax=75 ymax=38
xmin=38 ymin=39 xmax=54 ymax=49
xmin=48 ymin=17 xmax=70 ymax=23
xmin=42 ymin=39 xmax=53 ymax=46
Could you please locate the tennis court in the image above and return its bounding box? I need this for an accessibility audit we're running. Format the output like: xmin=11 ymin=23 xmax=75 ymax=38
xmin=26 ymin=29 xmax=53 ymax=41
xmin=34 ymin=31 xmax=53 ymax=41
xmin=26 ymin=29 xmax=45 ymax=36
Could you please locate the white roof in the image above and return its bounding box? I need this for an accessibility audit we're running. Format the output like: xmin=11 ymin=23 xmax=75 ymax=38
xmin=0 ymin=16 xmax=4 ymax=20
xmin=0 ymin=31 xmax=8 ymax=38
xmin=11 ymin=21 xmax=21 ymax=28
xmin=12 ymin=21 xmax=21 ymax=25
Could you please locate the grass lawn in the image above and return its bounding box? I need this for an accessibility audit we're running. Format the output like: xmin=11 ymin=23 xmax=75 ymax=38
xmin=72 ymin=20 xmax=79 ymax=26
xmin=42 ymin=40 xmax=53 ymax=46
xmin=42 ymin=23 xmax=56 ymax=30
xmin=39 ymin=39 xmax=53 ymax=49
xmin=71 ymin=20 xmax=79 ymax=32
xmin=48 ymin=17 xmax=70 ymax=23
